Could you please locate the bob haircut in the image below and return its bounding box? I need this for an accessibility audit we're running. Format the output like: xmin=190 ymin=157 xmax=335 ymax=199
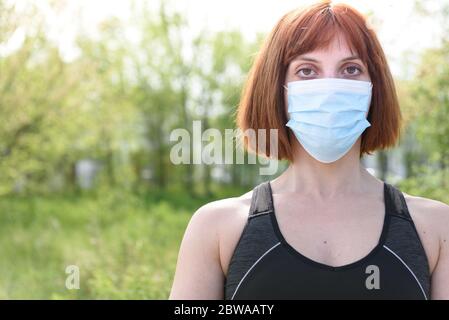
xmin=237 ymin=0 xmax=402 ymax=161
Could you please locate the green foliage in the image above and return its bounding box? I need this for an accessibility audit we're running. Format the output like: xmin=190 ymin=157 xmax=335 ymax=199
xmin=0 ymin=190 xmax=193 ymax=299
xmin=398 ymin=167 xmax=449 ymax=203
xmin=396 ymin=41 xmax=449 ymax=197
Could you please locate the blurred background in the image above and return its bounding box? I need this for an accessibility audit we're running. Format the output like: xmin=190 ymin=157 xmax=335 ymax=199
xmin=0 ymin=0 xmax=448 ymax=299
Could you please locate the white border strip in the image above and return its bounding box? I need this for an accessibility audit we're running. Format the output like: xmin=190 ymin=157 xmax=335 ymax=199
xmin=383 ymin=245 xmax=428 ymax=300
xmin=231 ymin=242 xmax=281 ymax=300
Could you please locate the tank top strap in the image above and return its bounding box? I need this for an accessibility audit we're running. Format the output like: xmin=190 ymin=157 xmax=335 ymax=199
xmin=248 ymin=181 xmax=274 ymax=219
xmin=384 ymin=182 xmax=413 ymax=221
xmin=383 ymin=182 xmax=431 ymax=299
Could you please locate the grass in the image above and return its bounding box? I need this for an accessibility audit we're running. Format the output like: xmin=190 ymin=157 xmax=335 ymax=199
xmin=0 ymin=188 xmax=209 ymax=299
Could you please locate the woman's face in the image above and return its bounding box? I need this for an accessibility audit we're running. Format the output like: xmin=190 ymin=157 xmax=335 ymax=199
xmin=284 ymin=34 xmax=371 ymax=104
xmin=283 ymin=34 xmax=372 ymax=157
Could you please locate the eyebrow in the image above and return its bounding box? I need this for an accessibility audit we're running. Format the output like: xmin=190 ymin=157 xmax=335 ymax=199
xmin=294 ymin=55 xmax=362 ymax=63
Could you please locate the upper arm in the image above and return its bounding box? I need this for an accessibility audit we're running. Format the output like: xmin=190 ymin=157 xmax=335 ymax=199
xmin=405 ymin=193 xmax=449 ymax=299
xmin=430 ymin=201 xmax=449 ymax=300
xmin=169 ymin=203 xmax=225 ymax=300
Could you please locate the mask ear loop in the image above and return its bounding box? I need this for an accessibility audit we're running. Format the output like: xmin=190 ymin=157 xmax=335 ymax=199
xmin=283 ymin=84 xmax=288 ymax=91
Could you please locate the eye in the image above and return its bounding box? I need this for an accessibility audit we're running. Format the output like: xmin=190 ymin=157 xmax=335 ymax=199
xmin=342 ymin=65 xmax=363 ymax=76
xmin=296 ymin=67 xmax=318 ymax=78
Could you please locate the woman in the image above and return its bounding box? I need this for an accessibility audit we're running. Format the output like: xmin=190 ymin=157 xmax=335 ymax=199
xmin=169 ymin=1 xmax=449 ymax=300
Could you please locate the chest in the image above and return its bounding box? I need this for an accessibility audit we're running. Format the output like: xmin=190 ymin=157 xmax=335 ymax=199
xmin=271 ymin=194 xmax=386 ymax=267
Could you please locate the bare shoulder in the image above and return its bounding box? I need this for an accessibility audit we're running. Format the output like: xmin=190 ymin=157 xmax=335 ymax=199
xmin=403 ymin=192 xmax=449 ymax=231
xmin=191 ymin=189 xmax=254 ymax=275
xmin=191 ymin=189 xmax=253 ymax=231
xmin=194 ymin=189 xmax=253 ymax=219
xmin=169 ymin=189 xmax=254 ymax=299
xmin=403 ymin=191 xmax=449 ymax=271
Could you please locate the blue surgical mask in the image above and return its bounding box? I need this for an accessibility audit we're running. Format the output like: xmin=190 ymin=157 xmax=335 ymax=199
xmin=285 ymin=78 xmax=372 ymax=163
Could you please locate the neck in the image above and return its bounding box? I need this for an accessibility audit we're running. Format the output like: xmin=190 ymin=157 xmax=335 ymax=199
xmin=274 ymin=142 xmax=377 ymax=198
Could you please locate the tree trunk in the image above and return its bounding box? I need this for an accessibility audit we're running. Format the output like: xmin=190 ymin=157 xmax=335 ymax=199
xmin=377 ymin=150 xmax=389 ymax=181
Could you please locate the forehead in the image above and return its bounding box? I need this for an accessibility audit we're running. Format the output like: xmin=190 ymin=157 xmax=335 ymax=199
xmin=283 ymin=8 xmax=370 ymax=66
xmin=291 ymin=33 xmax=357 ymax=62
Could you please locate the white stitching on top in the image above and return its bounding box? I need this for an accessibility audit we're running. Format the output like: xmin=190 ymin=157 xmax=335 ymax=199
xmin=249 ymin=211 xmax=271 ymax=219
xmin=231 ymin=242 xmax=281 ymax=300
xmin=383 ymin=245 xmax=428 ymax=300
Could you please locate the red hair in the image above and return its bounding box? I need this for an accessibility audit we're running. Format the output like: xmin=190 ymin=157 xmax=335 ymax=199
xmin=237 ymin=0 xmax=402 ymax=161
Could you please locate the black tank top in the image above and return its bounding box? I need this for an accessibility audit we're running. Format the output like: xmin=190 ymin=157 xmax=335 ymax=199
xmin=224 ymin=181 xmax=431 ymax=300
